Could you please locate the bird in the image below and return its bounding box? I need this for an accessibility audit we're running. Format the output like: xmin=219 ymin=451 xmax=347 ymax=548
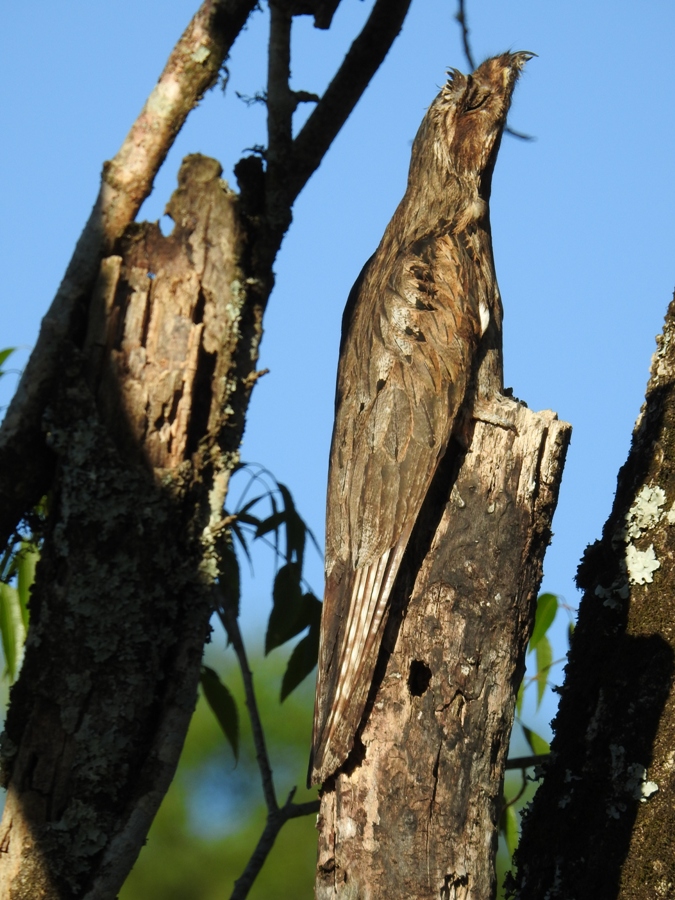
xmin=309 ymin=52 xmax=534 ymax=786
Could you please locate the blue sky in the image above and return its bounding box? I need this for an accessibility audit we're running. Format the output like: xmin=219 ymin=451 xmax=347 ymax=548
xmin=3 ymin=0 xmax=675 ymax=736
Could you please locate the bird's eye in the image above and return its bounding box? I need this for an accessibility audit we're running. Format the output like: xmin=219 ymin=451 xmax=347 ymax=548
xmin=465 ymin=91 xmax=489 ymax=112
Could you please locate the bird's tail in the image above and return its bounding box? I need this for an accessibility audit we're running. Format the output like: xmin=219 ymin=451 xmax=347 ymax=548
xmin=309 ymin=527 xmax=412 ymax=785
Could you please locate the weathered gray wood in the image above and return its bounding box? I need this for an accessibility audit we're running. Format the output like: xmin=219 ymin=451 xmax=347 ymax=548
xmin=316 ymin=397 xmax=570 ymax=900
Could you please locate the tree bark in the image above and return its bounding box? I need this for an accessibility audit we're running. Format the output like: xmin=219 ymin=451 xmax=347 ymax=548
xmin=512 ymin=296 xmax=675 ymax=900
xmin=0 ymin=0 xmax=259 ymax=553
xmin=0 ymin=2 xmax=416 ymax=894
xmin=316 ymin=397 xmax=570 ymax=900
xmin=0 ymin=156 xmax=262 ymax=900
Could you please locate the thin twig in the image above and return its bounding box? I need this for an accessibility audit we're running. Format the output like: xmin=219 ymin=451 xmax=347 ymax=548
xmin=217 ymin=587 xmax=321 ymax=900
xmin=217 ymin=594 xmax=278 ymax=812
xmin=455 ymin=0 xmax=476 ymax=70
xmin=230 ymin=789 xmax=320 ymax=900
xmin=504 ymin=769 xmax=529 ymax=810
xmin=455 ymin=0 xmax=534 ymax=142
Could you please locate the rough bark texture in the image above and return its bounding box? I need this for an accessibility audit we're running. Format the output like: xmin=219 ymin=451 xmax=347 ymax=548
xmin=0 ymin=3 xmax=416 ymax=893
xmin=513 ymin=296 xmax=675 ymax=900
xmin=0 ymin=156 xmax=262 ymax=900
xmin=316 ymin=396 xmax=570 ymax=900
xmin=0 ymin=0 xmax=258 ymax=553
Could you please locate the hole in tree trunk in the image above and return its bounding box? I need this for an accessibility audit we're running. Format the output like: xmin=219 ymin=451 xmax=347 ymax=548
xmin=408 ymin=659 xmax=432 ymax=696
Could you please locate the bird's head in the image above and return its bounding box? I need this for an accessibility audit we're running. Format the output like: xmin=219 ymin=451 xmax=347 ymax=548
xmin=412 ymin=51 xmax=535 ymax=202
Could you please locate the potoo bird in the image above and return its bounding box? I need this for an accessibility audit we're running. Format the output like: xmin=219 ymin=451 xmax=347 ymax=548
xmin=310 ymin=52 xmax=533 ymax=786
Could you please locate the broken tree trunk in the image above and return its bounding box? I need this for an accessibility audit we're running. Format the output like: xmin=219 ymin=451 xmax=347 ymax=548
xmin=316 ymin=396 xmax=570 ymax=900
xmin=0 ymin=156 xmax=263 ymax=900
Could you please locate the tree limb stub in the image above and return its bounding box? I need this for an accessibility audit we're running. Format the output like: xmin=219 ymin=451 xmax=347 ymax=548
xmin=0 ymin=0 xmax=258 ymax=551
xmin=316 ymin=397 xmax=571 ymax=900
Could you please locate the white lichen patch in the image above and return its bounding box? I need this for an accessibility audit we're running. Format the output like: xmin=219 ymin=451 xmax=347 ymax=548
xmin=642 ymin=780 xmax=659 ymax=801
xmin=667 ymin=502 xmax=675 ymax=525
xmin=625 ymin=485 xmax=667 ymax=539
xmin=191 ymin=45 xmax=210 ymax=64
xmin=594 ymin=575 xmax=630 ymax=609
xmin=625 ymin=542 xmax=660 ymax=585
xmin=607 ymin=484 xmax=670 ymax=586
xmin=625 ymin=762 xmax=659 ymax=802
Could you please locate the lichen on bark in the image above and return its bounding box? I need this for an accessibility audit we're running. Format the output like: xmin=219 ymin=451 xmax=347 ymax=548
xmin=0 ymin=155 xmax=265 ymax=899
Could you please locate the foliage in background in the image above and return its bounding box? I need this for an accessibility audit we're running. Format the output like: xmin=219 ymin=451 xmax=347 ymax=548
xmin=121 ymin=653 xmax=318 ymax=900
xmin=496 ymin=593 xmax=575 ymax=897
xmin=198 ymin=465 xmax=323 ymax=767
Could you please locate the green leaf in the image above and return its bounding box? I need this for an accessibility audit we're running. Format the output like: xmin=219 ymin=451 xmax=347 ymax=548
xmin=515 ymin=679 xmax=525 ymax=717
xmin=528 ymin=593 xmax=558 ymax=652
xmin=535 ymin=635 xmax=553 ymax=709
xmin=521 ymin=724 xmax=550 ymax=756
xmin=255 ymin=510 xmax=286 ymax=540
xmin=200 ymin=666 xmax=239 ymax=760
xmin=265 ymin=564 xmax=310 ymax=654
xmin=502 ymin=802 xmax=520 ymax=859
xmin=567 ymin=620 xmax=575 ymax=649
xmin=280 ymin=625 xmax=320 ymax=701
xmin=0 ymin=582 xmax=26 ymax=681
xmin=17 ymin=543 xmax=38 ymax=630
xmin=0 ymin=347 xmax=15 ymax=374
xmin=277 ymin=483 xmax=306 ymax=569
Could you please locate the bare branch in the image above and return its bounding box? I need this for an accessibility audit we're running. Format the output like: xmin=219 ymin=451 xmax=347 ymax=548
xmin=230 ymin=790 xmax=321 ymax=900
xmin=217 ymin=591 xmax=320 ymax=900
xmin=455 ymin=0 xmax=476 ymax=70
xmin=288 ymin=0 xmax=413 ymax=204
xmin=0 ymin=0 xmax=259 ymax=551
xmin=266 ymin=1 xmax=295 ymax=231
xmin=293 ymin=89 xmax=320 ymax=105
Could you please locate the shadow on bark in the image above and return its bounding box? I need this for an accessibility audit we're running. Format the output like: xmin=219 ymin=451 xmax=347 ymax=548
xmin=514 ymin=319 xmax=675 ymax=899
xmin=0 ymin=156 xmax=261 ymax=899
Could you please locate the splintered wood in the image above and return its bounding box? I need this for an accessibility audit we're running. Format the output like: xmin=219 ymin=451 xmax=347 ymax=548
xmin=84 ymin=154 xmax=246 ymax=472
xmin=316 ymin=397 xmax=570 ymax=900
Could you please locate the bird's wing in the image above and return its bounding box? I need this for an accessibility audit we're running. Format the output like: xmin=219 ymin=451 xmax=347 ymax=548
xmin=310 ymin=231 xmax=484 ymax=783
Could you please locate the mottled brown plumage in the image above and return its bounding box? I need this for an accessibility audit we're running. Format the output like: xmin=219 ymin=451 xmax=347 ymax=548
xmin=310 ymin=52 xmax=533 ymax=785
